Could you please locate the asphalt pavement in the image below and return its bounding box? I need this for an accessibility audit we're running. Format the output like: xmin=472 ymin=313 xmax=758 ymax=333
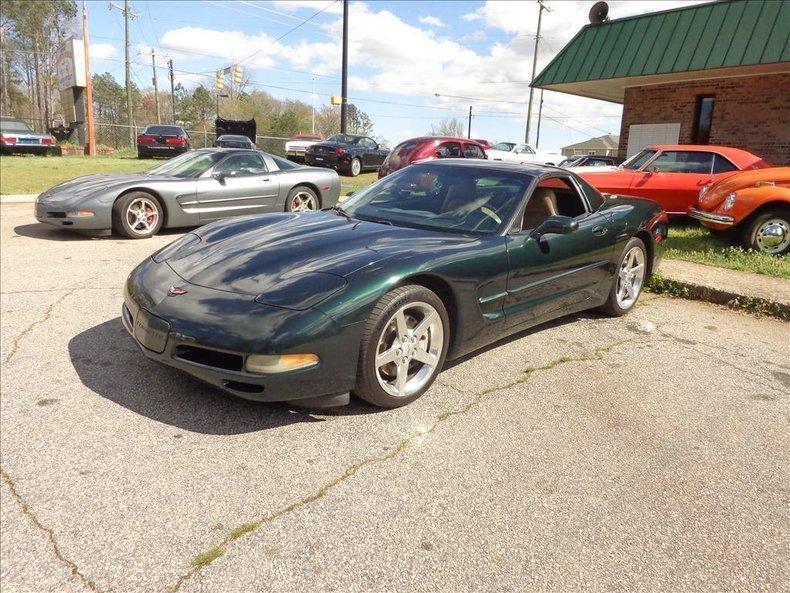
xmin=1 ymin=202 xmax=788 ymax=593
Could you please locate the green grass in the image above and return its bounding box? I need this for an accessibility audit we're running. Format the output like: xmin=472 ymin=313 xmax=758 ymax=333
xmin=0 ymin=154 xmax=158 ymax=194
xmin=664 ymin=222 xmax=790 ymax=279
xmin=0 ymin=154 xmax=377 ymax=197
xmin=192 ymin=546 xmax=224 ymax=567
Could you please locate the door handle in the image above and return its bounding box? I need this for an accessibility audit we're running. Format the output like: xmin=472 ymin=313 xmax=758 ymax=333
xmin=262 ymin=178 xmax=271 ymax=182
xmin=592 ymin=225 xmax=608 ymax=236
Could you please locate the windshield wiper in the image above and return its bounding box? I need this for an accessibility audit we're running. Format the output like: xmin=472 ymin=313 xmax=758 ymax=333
xmin=322 ymin=205 xmax=354 ymax=220
xmin=356 ymin=215 xmax=393 ymax=226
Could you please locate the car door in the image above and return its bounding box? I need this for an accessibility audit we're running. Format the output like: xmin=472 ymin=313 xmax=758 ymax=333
xmin=195 ymin=153 xmax=279 ymax=223
xmin=504 ymin=174 xmax=616 ymax=329
xmin=629 ymin=150 xmax=719 ymax=214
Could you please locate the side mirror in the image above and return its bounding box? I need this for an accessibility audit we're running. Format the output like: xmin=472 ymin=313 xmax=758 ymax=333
xmin=212 ymin=171 xmax=226 ymax=182
xmin=530 ymin=215 xmax=579 ymax=239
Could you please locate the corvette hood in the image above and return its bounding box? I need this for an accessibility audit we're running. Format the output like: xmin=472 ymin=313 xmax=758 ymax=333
xmin=40 ymin=173 xmax=176 ymax=204
xmin=166 ymin=212 xmax=471 ymax=296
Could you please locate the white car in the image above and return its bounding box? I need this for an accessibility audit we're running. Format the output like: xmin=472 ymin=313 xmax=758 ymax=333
xmin=285 ymin=134 xmax=324 ymax=161
xmin=485 ymin=142 xmax=561 ymax=166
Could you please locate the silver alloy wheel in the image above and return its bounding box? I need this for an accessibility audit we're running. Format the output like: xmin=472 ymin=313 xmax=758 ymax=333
xmin=125 ymin=197 xmax=159 ymax=236
xmin=351 ymin=158 xmax=361 ymax=176
xmin=616 ymin=245 xmax=646 ymax=309
xmin=755 ymin=218 xmax=789 ymax=254
xmin=374 ymin=301 xmax=444 ymax=398
xmin=290 ymin=191 xmax=317 ymax=212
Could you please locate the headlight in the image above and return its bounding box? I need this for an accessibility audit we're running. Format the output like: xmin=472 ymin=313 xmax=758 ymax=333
xmin=723 ymin=192 xmax=737 ymax=211
xmin=151 ymin=233 xmax=201 ymax=263
xmin=246 ymin=353 xmax=319 ymax=374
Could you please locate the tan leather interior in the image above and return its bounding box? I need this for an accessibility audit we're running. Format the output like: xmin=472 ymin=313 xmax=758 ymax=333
xmin=442 ymin=177 xmax=477 ymax=213
xmin=521 ymin=188 xmax=558 ymax=230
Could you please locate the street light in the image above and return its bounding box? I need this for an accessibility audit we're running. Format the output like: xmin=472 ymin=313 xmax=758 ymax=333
xmin=216 ymin=93 xmax=228 ymax=118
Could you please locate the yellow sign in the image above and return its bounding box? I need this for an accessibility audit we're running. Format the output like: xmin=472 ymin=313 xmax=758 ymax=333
xmin=330 ymin=95 xmax=343 ymax=105
xmin=233 ymin=65 xmax=243 ymax=84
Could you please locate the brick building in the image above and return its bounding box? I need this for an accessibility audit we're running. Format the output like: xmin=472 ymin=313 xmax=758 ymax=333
xmin=532 ymin=0 xmax=790 ymax=165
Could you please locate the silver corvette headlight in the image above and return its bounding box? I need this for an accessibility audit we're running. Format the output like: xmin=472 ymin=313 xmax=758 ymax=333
xmin=722 ymin=192 xmax=737 ymax=211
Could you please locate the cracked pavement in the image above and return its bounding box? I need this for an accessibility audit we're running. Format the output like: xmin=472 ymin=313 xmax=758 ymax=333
xmin=1 ymin=202 xmax=788 ymax=593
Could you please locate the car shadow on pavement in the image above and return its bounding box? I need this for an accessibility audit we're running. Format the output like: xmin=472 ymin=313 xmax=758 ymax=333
xmin=68 ymin=318 xmax=377 ymax=435
xmin=13 ymin=223 xmax=185 ymax=242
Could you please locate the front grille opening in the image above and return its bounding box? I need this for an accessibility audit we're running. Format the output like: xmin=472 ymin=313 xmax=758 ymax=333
xmin=174 ymin=345 xmax=243 ymax=372
xmin=47 ymin=212 xmax=67 ymax=218
xmin=223 ymin=380 xmax=265 ymax=394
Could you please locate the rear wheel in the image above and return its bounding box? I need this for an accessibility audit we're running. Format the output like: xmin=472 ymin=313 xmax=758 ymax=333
xmin=353 ymin=285 xmax=449 ymax=408
xmin=741 ymin=207 xmax=790 ymax=255
xmin=112 ymin=192 xmax=163 ymax=239
xmin=348 ymin=158 xmax=361 ymax=177
xmin=599 ymin=237 xmax=647 ymax=317
xmin=286 ymin=186 xmax=319 ymax=212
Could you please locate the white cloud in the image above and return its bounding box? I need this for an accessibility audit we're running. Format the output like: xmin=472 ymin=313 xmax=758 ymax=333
xmin=418 ymin=15 xmax=448 ymax=28
xmin=461 ymin=9 xmax=483 ymax=22
xmin=90 ymin=43 xmax=117 ymax=60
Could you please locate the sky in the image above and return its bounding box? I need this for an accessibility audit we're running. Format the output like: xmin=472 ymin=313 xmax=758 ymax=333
xmin=84 ymin=0 xmax=704 ymax=150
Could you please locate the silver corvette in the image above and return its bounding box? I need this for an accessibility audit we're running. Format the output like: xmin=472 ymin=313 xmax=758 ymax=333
xmin=34 ymin=148 xmax=342 ymax=238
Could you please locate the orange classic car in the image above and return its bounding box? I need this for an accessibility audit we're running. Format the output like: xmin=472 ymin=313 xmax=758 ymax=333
xmin=579 ymin=145 xmax=771 ymax=216
xmin=689 ymin=167 xmax=790 ymax=255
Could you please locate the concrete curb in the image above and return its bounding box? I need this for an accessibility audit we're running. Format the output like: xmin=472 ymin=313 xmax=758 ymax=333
xmin=647 ymin=274 xmax=790 ymax=321
xmin=0 ymin=194 xmax=38 ymax=203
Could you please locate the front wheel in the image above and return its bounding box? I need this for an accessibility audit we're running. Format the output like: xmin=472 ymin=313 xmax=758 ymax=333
xmin=741 ymin=207 xmax=790 ymax=255
xmin=112 ymin=192 xmax=164 ymax=239
xmin=353 ymin=285 xmax=449 ymax=408
xmin=599 ymin=237 xmax=647 ymax=317
xmin=347 ymin=158 xmax=361 ymax=177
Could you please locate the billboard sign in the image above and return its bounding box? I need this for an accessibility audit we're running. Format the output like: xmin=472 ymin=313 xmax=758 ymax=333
xmin=56 ymin=37 xmax=86 ymax=90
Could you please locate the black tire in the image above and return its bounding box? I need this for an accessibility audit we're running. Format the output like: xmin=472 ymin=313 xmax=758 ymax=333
xmin=285 ymin=185 xmax=320 ymax=212
xmin=347 ymin=158 xmax=361 ymax=177
xmin=353 ymin=285 xmax=450 ymax=408
xmin=599 ymin=237 xmax=648 ymax=317
xmin=112 ymin=192 xmax=164 ymax=239
xmin=740 ymin=206 xmax=790 ymax=255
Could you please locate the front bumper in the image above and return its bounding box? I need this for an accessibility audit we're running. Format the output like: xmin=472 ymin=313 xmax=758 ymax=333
xmin=688 ymin=207 xmax=735 ymax=230
xmin=34 ymin=200 xmax=110 ymax=230
xmin=122 ymin=261 xmax=362 ymax=402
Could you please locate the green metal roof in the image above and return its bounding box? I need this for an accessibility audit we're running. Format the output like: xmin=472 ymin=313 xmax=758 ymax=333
xmin=533 ymin=0 xmax=790 ymax=103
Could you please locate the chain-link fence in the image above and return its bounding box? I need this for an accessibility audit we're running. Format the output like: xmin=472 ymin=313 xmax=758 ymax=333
xmin=15 ymin=117 xmax=290 ymax=157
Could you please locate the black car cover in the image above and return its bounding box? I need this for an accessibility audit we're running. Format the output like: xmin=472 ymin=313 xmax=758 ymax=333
xmin=215 ymin=118 xmax=256 ymax=143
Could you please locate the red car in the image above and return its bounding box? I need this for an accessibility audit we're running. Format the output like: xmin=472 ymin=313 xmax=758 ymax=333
xmin=378 ymin=136 xmax=487 ymax=178
xmin=579 ymin=145 xmax=771 ymax=215
xmin=136 ymin=125 xmax=190 ymax=159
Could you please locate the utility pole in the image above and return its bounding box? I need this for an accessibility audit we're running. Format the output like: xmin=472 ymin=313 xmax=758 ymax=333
xmin=525 ymin=0 xmax=549 ymax=144
xmin=467 ymin=105 xmax=472 ymax=139
xmin=149 ymin=49 xmax=160 ymax=123
xmin=168 ymin=59 xmax=176 ymax=124
xmin=340 ymin=0 xmax=348 ymax=133
xmin=109 ymin=1 xmax=138 ymax=147
xmin=535 ymin=89 xmax=544 ymax=148
xmin=82 ymin=1 xmax=96 ymax=156
xmin=311 ymin=75 xmax=315 ymax=134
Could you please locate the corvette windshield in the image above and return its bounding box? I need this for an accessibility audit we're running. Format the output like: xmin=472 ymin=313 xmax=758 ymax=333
xmin=147 ymin=151 xmax=225 ymax=178
xmin=342 ymin=164 xmax=532 ymax=234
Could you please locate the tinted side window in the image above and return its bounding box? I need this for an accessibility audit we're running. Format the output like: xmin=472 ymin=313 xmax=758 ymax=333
xmin=360 ymin=138 xmax=377 ymax=149
xmin=436 ymin=142 xmax=461 ymax=158
xmin=521 ymin=176 xmax=587 ymax=231
xmin=463 ymin=144 xmax=485 ymax=159
xmin=712 ymin=154 xmax=738 ymax=173
xmin=214 ymin=153 xmax=267 ymax=176
xmin=650 ymin=151 xmax=714 ymax=174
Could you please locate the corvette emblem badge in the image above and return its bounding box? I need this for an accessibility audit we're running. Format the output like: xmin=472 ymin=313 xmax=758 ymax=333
xmin=167 ymin=286 xmax=188 ymax=297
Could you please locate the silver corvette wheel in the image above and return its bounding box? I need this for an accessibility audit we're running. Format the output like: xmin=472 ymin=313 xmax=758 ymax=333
xmin=125 ymin=197 xmax=160 ymax=236
xmin=374 ymin=301 xmax=443 ymax=398
xmin=616 ymin=245 xmax=646 ymax=309
xmin=289 ymin=191 xmax=318 ymax=212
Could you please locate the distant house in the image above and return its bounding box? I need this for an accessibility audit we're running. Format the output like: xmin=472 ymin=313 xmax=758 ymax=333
xmin=532 ymin=0 xmax=790 ymax=165
xmin=561 ymin=134 xmax=620 ymax=157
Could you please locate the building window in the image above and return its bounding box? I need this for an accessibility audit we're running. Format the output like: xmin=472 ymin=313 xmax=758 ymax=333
xmin=692 ymin=95 xmax=715 ymax=144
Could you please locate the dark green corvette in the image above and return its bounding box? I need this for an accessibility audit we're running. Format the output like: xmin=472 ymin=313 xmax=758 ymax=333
xmin=124 ymin=160 xmax=668 ymax=408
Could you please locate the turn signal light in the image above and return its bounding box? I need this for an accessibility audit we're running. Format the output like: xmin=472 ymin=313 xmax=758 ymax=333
xmin=67 ymin=211 xmax=95 ymax=218
xmin=246 ymin=353 xmax=319 ymax=374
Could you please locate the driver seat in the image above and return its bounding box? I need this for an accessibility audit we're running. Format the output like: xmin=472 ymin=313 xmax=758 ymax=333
xmin=521 ymin=188 xmax=558 ymax=230
xmin=441 ymin=178 xmax=477 ymax=213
